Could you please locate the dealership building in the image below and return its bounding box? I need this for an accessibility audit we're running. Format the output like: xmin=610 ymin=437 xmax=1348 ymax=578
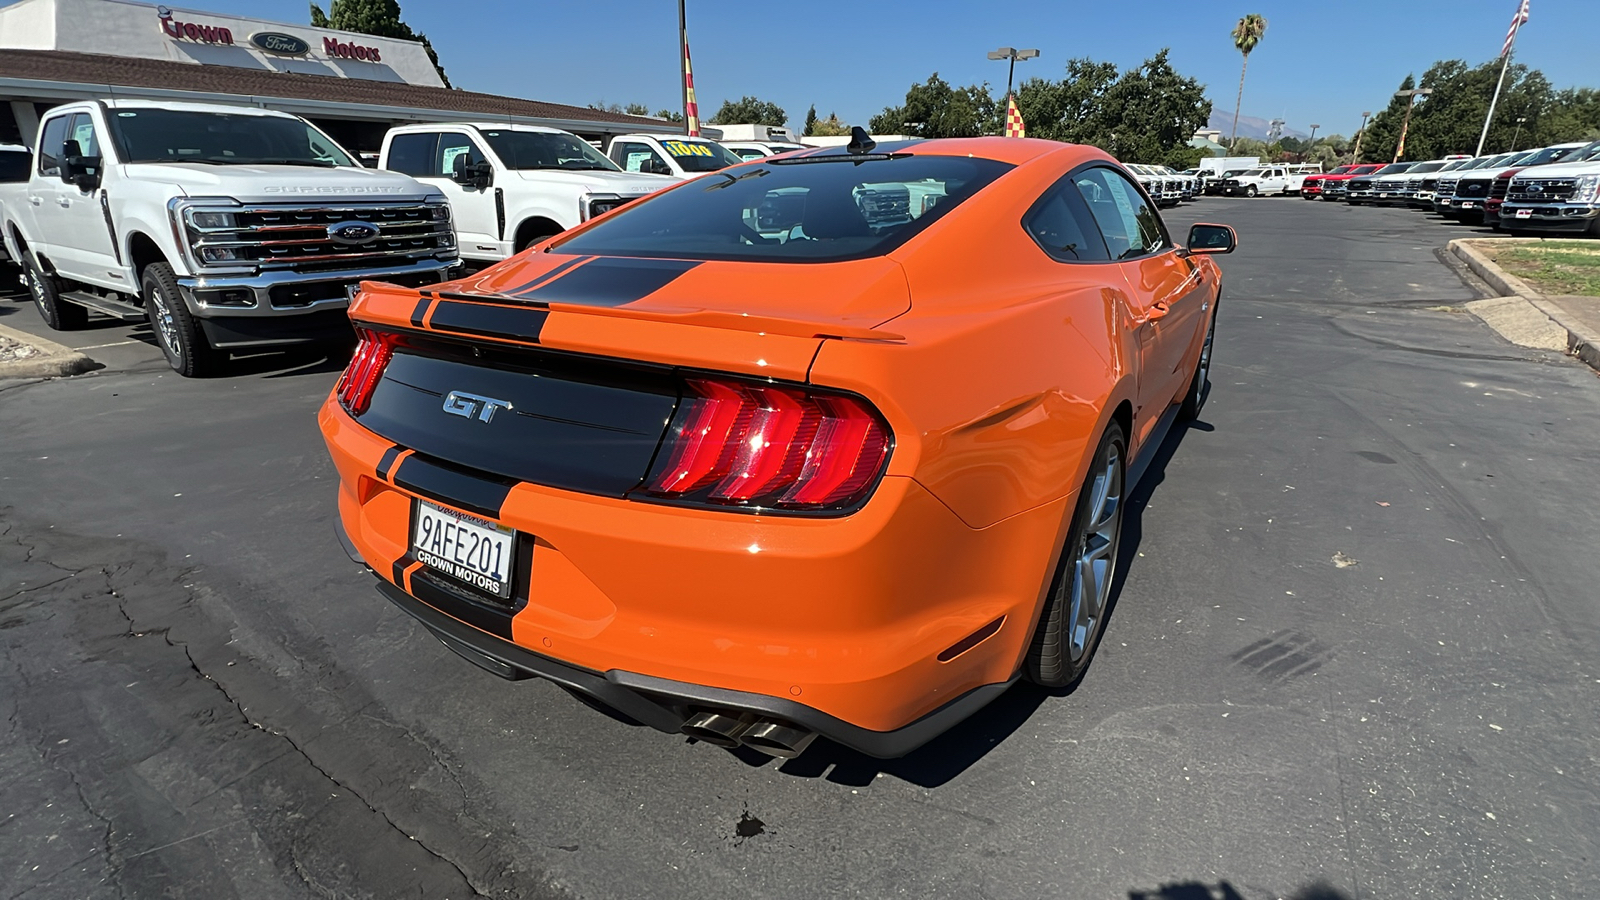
xmin=0 ymin=0 xmax=678 ymax=152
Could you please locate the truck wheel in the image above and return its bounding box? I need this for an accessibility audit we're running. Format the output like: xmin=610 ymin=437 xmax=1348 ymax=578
xmin=24 ymin=259 xmax=88 ymax=330
xmin=1244 ymin=185 xmax=1258 ymax=198
xmin=142 ymin=262 xmax=219 ymax=377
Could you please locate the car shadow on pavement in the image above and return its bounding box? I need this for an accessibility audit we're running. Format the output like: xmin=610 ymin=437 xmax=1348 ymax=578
xmin=1128 ymin=880 xmax=1352 ymax=900
xmin=762 ymin=412 xmax=1208 ymax=788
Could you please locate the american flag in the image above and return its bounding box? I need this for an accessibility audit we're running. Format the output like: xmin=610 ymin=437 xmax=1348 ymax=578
xmin=1501 ymin=0 xmax=1530 ymax=59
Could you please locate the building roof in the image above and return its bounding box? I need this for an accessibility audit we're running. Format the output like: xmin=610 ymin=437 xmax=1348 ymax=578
xmin=0 ymin=48 xmax=672 ymax=132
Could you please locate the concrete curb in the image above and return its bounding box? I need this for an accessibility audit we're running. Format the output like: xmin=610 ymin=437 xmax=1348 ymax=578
xmin=0 ymin=321 xmax=97 ymax=379
xmin=1448 ymin=238 xmax=1600 ymax=372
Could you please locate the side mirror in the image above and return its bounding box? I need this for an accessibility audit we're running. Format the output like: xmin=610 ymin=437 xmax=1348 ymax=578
xmin=646 ymin=158 xmax=672 ymax=176
xmin=450 ymin=154 xmax=493 ymax=188
xmin=1186 ymin=223 xmax=1237 ymax=255
xmin=61 ymin=139 xmax=101 ymax=190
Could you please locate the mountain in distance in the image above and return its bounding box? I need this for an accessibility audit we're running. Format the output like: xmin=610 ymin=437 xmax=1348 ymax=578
xmin=1207 ymin=110 xmax=1308 ymax=141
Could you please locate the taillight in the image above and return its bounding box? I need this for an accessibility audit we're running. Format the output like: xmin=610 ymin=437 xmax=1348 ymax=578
xmin=644 ymin=378 xmax=890 ymax=513
xmin=335 ymin=328 xmax=396 ymax=415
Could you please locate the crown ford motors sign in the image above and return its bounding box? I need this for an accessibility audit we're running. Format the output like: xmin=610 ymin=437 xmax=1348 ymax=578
xmin=250 ymin=32 xmax=310 ymax=56
xmin=157 ymin=6 xmax=234 ymax=45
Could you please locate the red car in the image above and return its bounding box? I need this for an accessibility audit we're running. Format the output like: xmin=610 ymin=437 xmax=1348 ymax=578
xmin=1305 ymin=164 xmax=1380 ymax=201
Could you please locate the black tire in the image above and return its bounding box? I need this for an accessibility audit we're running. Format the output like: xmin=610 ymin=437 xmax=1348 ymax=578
xmin=1244 ymin=185 xmax=1258 ymax=198
xmin=1025 ymin=420 xmax=1127 ymax=688
xmin=1179 ymin=306 xmax=1216 ymax=420
xmin=24 ymin=258 xmax=88 ymax=330
xmin=1348 ymin=201 xmax=1363 ymax=206
xmin=142 ymin=261 xmax=220 ymax=377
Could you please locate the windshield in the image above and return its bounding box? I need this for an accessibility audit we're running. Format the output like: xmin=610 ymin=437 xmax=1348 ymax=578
xmin=1557 ymin=141 xmax=1600 ymax=164
xmin=1238 ymin=169 xmax=1265 ymax=177
xmin=1516 ymin=146 xmax=1577 ymax=167
xmin=1327 ymin=166 xmax=1353 ymax=175
xmin=480 ymin=130 xmax=619 ymax=171
xmin=555 ymin=154 xmax=1013 ymax=264
xmin=1372 ymin=163 xmax=1412 ymax=176
xmin=106 ymin=109 xmax=356 ymax=167
xmin=1409 ymin=162 xmax=1447 ymax=173
xmin=657 ymin=138 xmax=742 ymax=173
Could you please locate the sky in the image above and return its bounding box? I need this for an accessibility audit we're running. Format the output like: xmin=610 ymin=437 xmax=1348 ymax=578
xmin=11 ymin=0 xmax=1600 ymax=139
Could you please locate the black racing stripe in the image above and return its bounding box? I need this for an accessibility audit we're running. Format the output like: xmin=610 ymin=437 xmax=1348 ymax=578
xmin=409 ymin=297 xmax=431 ymax=328
xmin=498 ymin=255 xmax=594 ymax=297
xmin=393 ymin=453 xmax=515 ymax=519
xmin=375 ymin=445 xmax=403 ymax=482
xmin=391 ymin=555 xmax=412 ymax=590
xmin=427 ymin=301 xmax=549 ymax=342
xmin=408 ymin=573 xmax=515 ymax=639
xmin=512 ymin=257 xmax=701 ymax=307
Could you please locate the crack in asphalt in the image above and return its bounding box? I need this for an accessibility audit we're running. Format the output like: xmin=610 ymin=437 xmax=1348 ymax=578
xmin=103 ymin=577 xmax=494 ymax=900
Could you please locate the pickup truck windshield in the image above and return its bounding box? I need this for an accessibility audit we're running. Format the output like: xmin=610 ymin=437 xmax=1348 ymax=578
xmin=106 ymin=109 xmax=356 ymax=167
xmin=1372 ymin=164 xmax=1413 ymax=176
xmin=1516 ymin=146 xmax=1578 ymax=168
xmin=479 ymin=130 xmax=620 ymax=172
xmin=554 ymin=154 xmax=1013 ymax=263
xmin=657 ymin=139 xmax=742 ymax=173
xmin=1409 ymin=162 xmax=1447 ymax=173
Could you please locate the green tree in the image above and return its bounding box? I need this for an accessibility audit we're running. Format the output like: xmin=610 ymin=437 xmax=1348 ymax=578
xmin=1015 ymin=58 xmax=1120 ymax=144
xmin=708 ymin=96 xmax=787 ymax=127
xmin=870 ymin=73 xmax=998 ymax=137
xmin=803 ymin=105 xmax=818 ymax=137
xmin=1357 ymin=74 xmax=1416 ymax=162
xmin=590 ymin=102 xmax=651 ymax=117
xmin=809 ymin=113 xmax=851 ymax=137
xmin=1228 ymin=13 xmax=1268 ymax=147
xmin=654 ymin=109 xmax=685 ymax=124
xmin=310 ymin=0 xmax=449 ymax=87
xmin=1014 ymin=51 xmax=1210 ymax=167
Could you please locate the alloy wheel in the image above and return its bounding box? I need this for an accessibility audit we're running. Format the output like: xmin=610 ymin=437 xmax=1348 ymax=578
xmin=1068 ymin=444 xmax=1123 ymax=663
xmin=149 ymin=286 xmax=182 ymax=363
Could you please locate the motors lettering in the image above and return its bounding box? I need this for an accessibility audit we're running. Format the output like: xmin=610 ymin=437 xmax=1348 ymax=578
xmin=324 ymin=36 xmax=382 ymax=62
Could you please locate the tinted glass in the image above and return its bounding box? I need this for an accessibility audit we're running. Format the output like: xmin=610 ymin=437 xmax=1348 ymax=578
xmin=556 ymin=154 xmax=1013 ymax=263
xmin=480 ymin=130 xmax=617 ymax=171
xmin=66 ymin=113 xmax=100 ymax=158
xmin=1561 ymin=141 xmax=1600 ymax=164
xmin=615 ymin=142 xmax=667 ymax=174
xmin=1513 ymin=146 xmax=1573 ymax=167
xmin=1071 ymin=167 xmax=1165 ymax=260
xmin=435 ymin=132 xmax=485 ymax=177
xmin=106 ymin=109 xmax=356 ymax=167
xmin=1372 ymin=163 xmax=1413 ymax=175
xmin=386 ymin=132 xmax=436 ymax=176
xmin=37 ymin=115 xmax=67 ymax=176
xmin=657 ymin=138 xmax=740 ymax=172
xmin=0 ymin=149 xmax=29 ymax=183
xmin=1023 ymin=179 xmax=1109 ymax=262
xmin=733 ymin=148 xmax=768 ymax=160
xmin=1409 ymin=162 xmax=1447 ymax=173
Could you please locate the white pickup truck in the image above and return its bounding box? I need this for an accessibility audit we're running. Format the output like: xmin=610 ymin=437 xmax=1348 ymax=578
xmin=606 ymin=134 xmax=742 ymax=179
xmin=0 ymin=143 xmax=29 ymax=284
xmin=1219 ymin=164 xmax=1321 ymax=197
xmin=378 ymin=123 xmax=679 ymax=265
xmin=0 ymin=99 xmax=458 ymax=376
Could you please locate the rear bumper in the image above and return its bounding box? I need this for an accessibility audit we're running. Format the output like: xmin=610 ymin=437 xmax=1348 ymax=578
xmin=320 ymin=398 xmax=1066 ymax=755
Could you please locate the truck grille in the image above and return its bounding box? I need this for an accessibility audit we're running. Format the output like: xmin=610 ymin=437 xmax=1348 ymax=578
xmin=1348 ymin=178 xmax=1373 ymax=192
xmin=1506 ymin=177 xmax=1576 ymax=203
xmin=1456 ymin=179 xmax=1491 ymax=198
xmin=1490 ymin=174 xmax=1515 ymax=201
xmin=1436 ymin=177 xmax=1460 ymax=195
xmin=187 ymin=202 xmax=455 ymax=271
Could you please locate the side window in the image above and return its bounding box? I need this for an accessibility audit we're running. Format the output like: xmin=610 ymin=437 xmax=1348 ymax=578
xmin=66 ymin=113 xmax=101 ymax=158
xmin=1022 ymin=178 xmax=1109 ymax=262
xmin=434 ymin=132 xmax=484 ymax=178
xmin=1071 ymin=167 xmax=1166 ymax=260
xmin=386 ymin=132 xmax=437 ymax=176
xmin=615 ymin=142 xmax=666 ymax=174
xmin=37 ymin=115 xmax=68 ymax=177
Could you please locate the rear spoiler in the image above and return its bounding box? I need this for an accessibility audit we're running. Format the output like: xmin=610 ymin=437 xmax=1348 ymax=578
xmin=351 ymin=281 xmax=906 ymax=344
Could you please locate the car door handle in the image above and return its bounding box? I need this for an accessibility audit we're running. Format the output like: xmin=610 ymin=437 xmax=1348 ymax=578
xmin=29 ymin=196 xmax=42 ymax=206
xmin=56 ymin=197 xmax=72 ymax=208
xmin=1129 ymin=303 xmax=1170 ymax=327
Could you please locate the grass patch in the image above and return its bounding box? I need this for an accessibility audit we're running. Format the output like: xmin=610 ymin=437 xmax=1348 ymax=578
xmin=1483 ymin=240 xmax=1600 ymax=296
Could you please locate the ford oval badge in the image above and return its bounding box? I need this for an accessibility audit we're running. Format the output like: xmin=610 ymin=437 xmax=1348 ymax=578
xmin=328 ymin=221 xmax=380 ymax=246
xmin=250 ymin=32 xmax=310 ymax=55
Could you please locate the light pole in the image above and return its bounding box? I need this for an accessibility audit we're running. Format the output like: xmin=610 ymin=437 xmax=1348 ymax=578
xmin=1351 ymin=110 xmax=1371 ymax=163
xmin=987 ymin=47 xmax=1039 ymax=103
xmin=1393 ymin=88 xmax=1430 ymax=163
xmin=1511 ymin=116 xmax=1527 ymax=152
xmin=1307 ymin=123 xmax=1319 ymax=162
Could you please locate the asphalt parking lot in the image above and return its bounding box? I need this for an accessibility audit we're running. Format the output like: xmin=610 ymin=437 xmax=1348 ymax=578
xmin=3 ymin=197 xmax=1599 ymax=900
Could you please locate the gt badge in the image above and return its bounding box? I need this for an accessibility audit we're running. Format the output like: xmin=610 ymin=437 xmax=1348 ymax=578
xmin=442 ymin=391 xmax=511 ymax=423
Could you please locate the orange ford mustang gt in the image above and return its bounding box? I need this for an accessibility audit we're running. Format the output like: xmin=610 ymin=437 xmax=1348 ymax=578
xmin=319 ymin=135 xmax=1236 ymax=759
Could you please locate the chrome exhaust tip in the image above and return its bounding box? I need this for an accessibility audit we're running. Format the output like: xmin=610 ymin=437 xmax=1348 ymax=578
xmin=681 ymin=711 xmax=752 ymax=748
xmin=737 ymin=720 xmax=817 ymax=759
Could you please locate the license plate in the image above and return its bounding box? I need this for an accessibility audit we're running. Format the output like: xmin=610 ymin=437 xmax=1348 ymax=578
xmin=1461 ymin=201 xmax=1477 ymax=208
xmin=411 ymin=499 xmax=516 ymax=599
xmin=1515 ymin=209 xmax=1533 ymax=219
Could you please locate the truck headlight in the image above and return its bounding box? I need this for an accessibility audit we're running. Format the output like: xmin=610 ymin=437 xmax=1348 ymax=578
xmin=1575 ymin=175 xmax=1600 ymax=204
xmin=189 ymin=210 xmax=237 ymax=230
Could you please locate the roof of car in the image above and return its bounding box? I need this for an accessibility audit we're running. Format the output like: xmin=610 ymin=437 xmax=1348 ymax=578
xmin=389 ymin=122 xmax=572 ymax=135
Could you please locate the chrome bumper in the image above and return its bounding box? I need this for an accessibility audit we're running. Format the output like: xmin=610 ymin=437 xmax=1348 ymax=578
xmin=1499 ymin=203 xmax=1600 ymax=228
xmin=175 ymin=256 xmax=459 ymax=319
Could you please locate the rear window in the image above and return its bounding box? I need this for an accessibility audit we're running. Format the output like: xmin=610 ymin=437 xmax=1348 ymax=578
xmin=554 ymin=153 xmax=1014 ymax=263
xmin=0 ymin=149 xmax=29 ymax=183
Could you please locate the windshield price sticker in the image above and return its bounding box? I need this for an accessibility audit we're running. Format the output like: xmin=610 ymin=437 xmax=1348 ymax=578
xmin=411 ymin=500 xmax=516 ymax=599
xmin=662 ymin=140 xmax=714 ymax=159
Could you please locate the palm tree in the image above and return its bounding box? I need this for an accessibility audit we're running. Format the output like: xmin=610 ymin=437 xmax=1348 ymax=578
xmin=1229 ymin=14 xmax=1268 ymax=148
